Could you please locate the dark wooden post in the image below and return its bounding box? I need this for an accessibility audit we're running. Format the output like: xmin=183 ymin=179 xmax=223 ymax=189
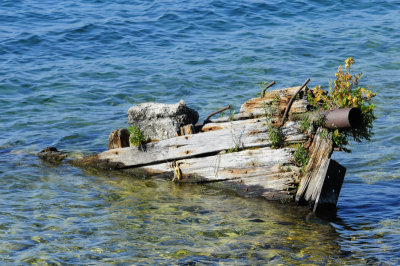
xmin=313 ymin=159 xmax=346 ymax=216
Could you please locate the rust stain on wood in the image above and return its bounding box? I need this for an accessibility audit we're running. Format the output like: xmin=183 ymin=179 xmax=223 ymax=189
xmin=179 ymin=150 xmax=193 ymax=156
xmin=201 ymin=125 xmax=222 ymax=132
xmin=172 ymin=144 xmax=185 ymax=149
xmin=241 ymin=98 xmax=263 ymax=113
xmin=248 ymin=130 xmax=262 ymax=135
xmin=220 ymin=168 xmax=256 ymax=176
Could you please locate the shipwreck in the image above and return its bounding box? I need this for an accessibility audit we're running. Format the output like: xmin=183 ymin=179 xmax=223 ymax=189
xmin=38 ymin=79 xmax=364 ymax=216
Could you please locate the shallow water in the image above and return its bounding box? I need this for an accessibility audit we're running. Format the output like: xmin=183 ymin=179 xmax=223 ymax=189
xmin=1 ymin=0 xmax=399 ymax=264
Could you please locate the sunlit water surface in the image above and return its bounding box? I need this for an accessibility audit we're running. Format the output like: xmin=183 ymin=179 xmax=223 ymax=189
xmin=1 ymin=0 xmax=399 ymax=264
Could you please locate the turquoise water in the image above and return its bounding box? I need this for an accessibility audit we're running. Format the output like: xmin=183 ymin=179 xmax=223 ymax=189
xmin=1 ymin=0 xmax=399 ymax=264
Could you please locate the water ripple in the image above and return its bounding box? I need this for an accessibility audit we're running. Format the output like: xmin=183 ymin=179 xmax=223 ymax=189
xmin=1 ymin=0 xmax=400 ymax=264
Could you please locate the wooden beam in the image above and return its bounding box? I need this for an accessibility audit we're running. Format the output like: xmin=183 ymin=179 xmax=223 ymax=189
xmin=73 ymin=119 xmax=306 ymax=170
xmin=136 ymin=146 xmax=302 ymax=200
xmin=295 ymin=128 xmax=333 ymax=204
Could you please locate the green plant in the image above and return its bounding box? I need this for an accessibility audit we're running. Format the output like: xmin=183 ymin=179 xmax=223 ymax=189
xmin=314 ymin=114 xmax=325 ymax=128
xmin=262 ymin=97 xmax=284 ymax=149
xmin=230 ymin=110 xmax=236 ymax=121
xmin=299 ymin=115 xmax=311 ymax=132
xmin=307 ymin=57 xmax=377 ymax=151
xmin=227 ymin=147 xmax=240 ymax=153
xmin=293 ymin=144 xmax=309 ymax=173
xmin=319 ymin=128 xmax=328 ymax=139
xmin=310 ymin=58 xmax=376 ymax=112
xmin=332 ymin=129 xmax=351 ymax=152
xmin=269 ymin=126 xmax=284 ymax=148
xmin=127 ymin=125 xmax=147 ymax=147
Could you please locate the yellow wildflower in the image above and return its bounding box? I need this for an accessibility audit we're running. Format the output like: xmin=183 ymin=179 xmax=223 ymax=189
xmin=345 ymin=57 xmax=354 ymax=69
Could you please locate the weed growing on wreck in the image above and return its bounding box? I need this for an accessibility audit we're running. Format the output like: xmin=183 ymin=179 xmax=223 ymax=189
xmin=269 ymin=126 xmax=284 ymax=148
xmin=332 ymin=128 xmax=349 ymax=152
xmin=299 ymin=114 xmax=311 ymax=132
xmin=261 ymin=97 xmax=284 ymax=149
xmin=127 ymin=125 xmax=147 ymax=147
xmin=314 ymin=115 xmax=325 ymax=128
xmin=228 ymin=110 xmax=241 ymax=153
xmin=268 ymin=101 xmax=284 ymax=149
xmin=227 ymin=147 xmax=240 ymax=153
xmin=293 ymin=144 xmax=309 ymax=173
xmin=319 ymin=128 xmax=329 ymax=140
xmin=307 ymin=57 xmax=377 ymax=151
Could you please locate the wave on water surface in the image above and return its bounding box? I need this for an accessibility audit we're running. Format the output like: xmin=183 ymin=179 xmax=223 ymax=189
xmin=0 ymin=0 xmax=399 ymax=264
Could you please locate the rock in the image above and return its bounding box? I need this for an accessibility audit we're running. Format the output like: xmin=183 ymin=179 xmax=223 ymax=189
xmin=37 ymin=147 xmax=67 ymax=162
xmin=108 ymin=128 xmax=130 ymax=149
xmin=128 ymin=100 xmax=199 ymax=140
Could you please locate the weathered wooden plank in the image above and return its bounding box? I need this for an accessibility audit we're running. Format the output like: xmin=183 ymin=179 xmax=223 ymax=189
xmin=295 ymin=128 xmax=333 ymax=204
xmin=142 ymin=147 xmax=295 ymax=180
xmin=221 ymin=173 xmax=299 ymax=201
xmin=75 ymin=119 xmax=306 ymax=169
xmin=202 ymin=118 xmax=306 ymax=143
xmin=138 ymin=147 xmax=301 ymax=200
xmin=208 ymin=99 xmax=308 ymax=124
xmin=208 ymin=112 xmax=254 ymax=123
xmin=208 ymin=87 xmax=309 ymax=124
xmin=201 ymin=118 xmax=264 ymax=132
xmin=239 ymin=98 xmax=308 ymax=117
xmin=239 ymin=86 xmax=309 ymax=116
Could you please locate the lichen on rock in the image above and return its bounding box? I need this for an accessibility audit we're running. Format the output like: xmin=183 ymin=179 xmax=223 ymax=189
xmin=128 ymin=100 xmax=199 ymax=140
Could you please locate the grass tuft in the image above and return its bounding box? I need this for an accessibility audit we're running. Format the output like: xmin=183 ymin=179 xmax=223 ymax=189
xmin=127 ymin=125 xmax=147 ymax=147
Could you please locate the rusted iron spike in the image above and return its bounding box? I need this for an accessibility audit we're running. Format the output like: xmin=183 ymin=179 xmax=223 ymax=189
xmin=280 ymin=78 xmax=310 ymax=126
xmin=204 ymin=105 xmax=231 ymax=124
xmin=261 ymin=81 xmax=276 ymax=98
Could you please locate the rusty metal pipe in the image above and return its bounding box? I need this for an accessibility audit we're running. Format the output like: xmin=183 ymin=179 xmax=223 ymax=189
xmin=320 ymin=108 xmax=362 ymax=129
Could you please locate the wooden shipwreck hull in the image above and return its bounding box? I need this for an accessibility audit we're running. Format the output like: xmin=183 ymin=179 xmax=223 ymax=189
xmin=61 ymin=85 xmax=348 ymax=215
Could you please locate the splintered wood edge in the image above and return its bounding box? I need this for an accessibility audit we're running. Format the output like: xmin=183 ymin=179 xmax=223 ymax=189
xmin=295 ymin=128 xmax=333 ymax=204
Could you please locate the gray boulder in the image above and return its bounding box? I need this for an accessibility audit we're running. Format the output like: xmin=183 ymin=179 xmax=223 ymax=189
xmin=128 ymin=100 xmax=199 ymax=140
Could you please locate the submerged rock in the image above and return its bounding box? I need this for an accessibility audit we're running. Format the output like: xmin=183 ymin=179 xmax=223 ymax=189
xmin=128 ymin=100 xmax=199 ymax=140
xmin=37 ymin=147 xmax=67 ymax=162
